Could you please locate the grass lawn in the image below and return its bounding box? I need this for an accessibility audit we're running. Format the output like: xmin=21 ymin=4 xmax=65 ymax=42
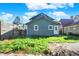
xmin=0 ymin=35 xmax=79 ymax=55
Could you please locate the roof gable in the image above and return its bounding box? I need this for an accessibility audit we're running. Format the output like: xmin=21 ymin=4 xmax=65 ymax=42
xmin=26 ymin=13 xmax=60 ymax=25
xmin=29 ymin=13 xmax=54 ymax=20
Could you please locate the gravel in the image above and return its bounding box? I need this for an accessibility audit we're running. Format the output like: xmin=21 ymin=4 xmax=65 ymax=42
xmin=48 ymin=43 xmax=79 ymax=56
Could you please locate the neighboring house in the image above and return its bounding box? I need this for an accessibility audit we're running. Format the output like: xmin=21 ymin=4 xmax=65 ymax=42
xmin=0 ymin=21 xmax=14 ymax=39
xmin=26 ymin=13 xmax=60 ymax=36
xmin=60 ymin=19 xmax=73 ymax=34
xmin=60 ymin=15 xmax=79 ymax=35
xmin=0 ymin=16 xmax=26 ymax=39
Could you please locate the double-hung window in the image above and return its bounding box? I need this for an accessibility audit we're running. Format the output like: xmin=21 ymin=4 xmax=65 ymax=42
xmin=48 ymin=25 xmax=53 ymax=30
xmin=34 ymin=25 xmax=39 ymax=31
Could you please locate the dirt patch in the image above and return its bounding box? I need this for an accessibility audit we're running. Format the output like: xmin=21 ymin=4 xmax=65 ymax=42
xmin=47 ymin=43 xmax=79 ymax=56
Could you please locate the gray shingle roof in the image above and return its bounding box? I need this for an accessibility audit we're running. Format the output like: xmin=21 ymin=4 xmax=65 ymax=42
xmin=29 ymin=13 xmax=55 ymax=20
xmin=26 ymin=13 xmax=60 ymax=25
xmin=60 ymin=19 xmax=74 ymax=27
xmin=60 ymin=17 xmax=79 ymax=27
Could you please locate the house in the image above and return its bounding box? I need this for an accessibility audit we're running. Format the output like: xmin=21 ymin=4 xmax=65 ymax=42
xmin=60 ymin=18 xmax=73 ymax=34
xmin=60 ymin=15 xmax=79 ymax=35
xmin=26 ymin=13 xmax=60 ymax=36
xmin=0 ymin=16 xmax=26 ymax=39
xmin=0 ymin=21 xmax=14 ymax=39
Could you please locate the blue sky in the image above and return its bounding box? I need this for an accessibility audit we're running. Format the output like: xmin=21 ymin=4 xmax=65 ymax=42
xmin=0 ymin=3 xmax=79 ymax=24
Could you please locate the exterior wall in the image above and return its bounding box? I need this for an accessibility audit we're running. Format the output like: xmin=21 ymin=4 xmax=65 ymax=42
xmin=63 ymin=25 xmax=79 ymax=35
xmin=27 ymin=19 xmax=59 ymax=36
xmin=64 ymin=27 xmax=69 ymax=34
xmin=1 ymin=22 xmax=14 ymax=39
xmin=0 ymin=22 xmax=26 ymax=39
xmin=75 ymin=25 xmax=79 ymax=34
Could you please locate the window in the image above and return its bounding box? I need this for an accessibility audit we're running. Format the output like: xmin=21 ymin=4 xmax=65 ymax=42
xmin=73 ymin=26 xmax=76 ymax=30
xmin=55 ymin=27 xmax=57 ymax=30
xmin=48 ymin=25 xmax=53 ymax=30
xmin=34 ymin=25 xmax=38 ymax=31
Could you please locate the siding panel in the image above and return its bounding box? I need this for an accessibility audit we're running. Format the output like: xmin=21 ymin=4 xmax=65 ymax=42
xmin=27 ymin=19 xmax=59 ymax=36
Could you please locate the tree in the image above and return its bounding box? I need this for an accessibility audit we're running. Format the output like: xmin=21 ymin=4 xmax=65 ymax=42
xmin=13 ymin=16 xmax=21 ymax=25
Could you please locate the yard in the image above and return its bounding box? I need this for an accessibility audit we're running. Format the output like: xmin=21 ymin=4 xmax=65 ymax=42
xmin=0 ymin=35 xmax=79 ymax=55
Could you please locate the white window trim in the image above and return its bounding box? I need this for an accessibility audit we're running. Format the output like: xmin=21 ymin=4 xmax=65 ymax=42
xmin=27 ymin=25 xmax=28 ymax=35
xmin=55 ymin=26 xmax=58 ymax=30
xmin=48 ymin=25 xmax=53 ymax=30
xmin=73 ymin=26 xmax=76 ymax=30
xmin=34 ymin=25 xmax=39 ymax=31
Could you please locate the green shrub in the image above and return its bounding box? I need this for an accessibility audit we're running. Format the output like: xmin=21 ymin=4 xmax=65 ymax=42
xmin=0 ymin=39 xmax=48 ymax=54
xmin=0 ymin=43 xmax=12 ymax=53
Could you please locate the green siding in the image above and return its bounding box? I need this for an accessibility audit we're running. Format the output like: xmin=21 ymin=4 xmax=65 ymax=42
xmin=27 ymin=19 xmax=59 ymax=36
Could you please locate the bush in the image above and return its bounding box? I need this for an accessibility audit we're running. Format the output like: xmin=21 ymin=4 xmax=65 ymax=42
xmin=0 ymin=39 xmax=48 ymax=54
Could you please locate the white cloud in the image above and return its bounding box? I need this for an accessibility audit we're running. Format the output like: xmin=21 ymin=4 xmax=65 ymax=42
xmin=26 ymin=3 xmax=57 ymax=10
xmin=52 ymin=11 xmax=68 ymax=16
xmin=25 ymin=12 xmax=38 ymax=18
xmin=0 ymin=12 xmax=14 ymax=22
xmin=22 ymin=16 xmax=30 ymax=23
xmin=50 ymin=11 xmax=70 ymax=20
xmin=22 ymin=12 xmax=38 ymax=23
xmin=26 ymin=3 xmax=74 ymax=10
xmin=22 ymin=16 xmax=28 ymax=20
xmin=68 ymin=3 xmax=74 ymax=7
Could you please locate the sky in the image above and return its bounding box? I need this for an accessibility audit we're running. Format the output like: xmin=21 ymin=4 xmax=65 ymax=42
xmin=0 ymin=3 xmax=79 ymax=24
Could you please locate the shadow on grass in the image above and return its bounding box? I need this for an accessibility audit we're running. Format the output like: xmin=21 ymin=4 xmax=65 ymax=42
xmin=13 ymin=36 xmax=50 ymax=40
xmin=12 ymin=35 xmax=61 ymax=40
xmin=3 ymin=35 xmax=79 ymax=40
xmin=64 ymin=35 xmax=79 ymax=40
